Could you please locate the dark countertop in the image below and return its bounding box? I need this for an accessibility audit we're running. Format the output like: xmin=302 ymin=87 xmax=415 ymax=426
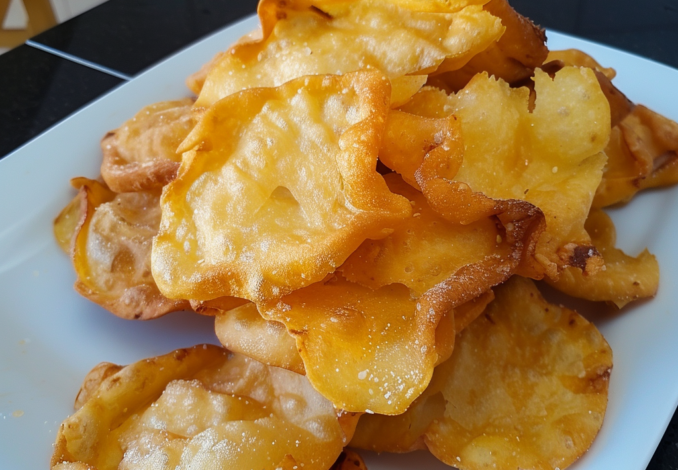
xmin=1 ymin=1 xmax=677 ymax=468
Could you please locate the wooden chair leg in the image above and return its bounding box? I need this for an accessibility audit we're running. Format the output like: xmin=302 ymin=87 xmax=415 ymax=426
xmin=23 ymin=0 xmax=56 ymax=33
xmin=0 ymin=0 xmax=56 ymax=49
xmin=0 ymin=0 xmax=10 ymax=22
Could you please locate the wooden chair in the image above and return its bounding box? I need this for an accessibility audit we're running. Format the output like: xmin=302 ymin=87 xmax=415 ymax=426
xmin=0 ymin=0 xmax=56 ymax=49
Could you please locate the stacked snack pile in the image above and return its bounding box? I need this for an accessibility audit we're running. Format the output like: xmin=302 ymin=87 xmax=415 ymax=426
xmin=50 ymin=0 xmax=678 ymax=469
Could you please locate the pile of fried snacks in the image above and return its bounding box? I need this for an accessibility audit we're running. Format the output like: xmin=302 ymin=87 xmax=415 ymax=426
xmin=52 ymin=0 xmax=678 ymax=469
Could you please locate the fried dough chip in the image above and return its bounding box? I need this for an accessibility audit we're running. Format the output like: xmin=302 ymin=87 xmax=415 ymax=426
xmin=349 ymin=368 xmax=445 ymax=453
xmin=208 ymin=292 xmax=485 ymax=430
xmin=153 ymin=72 xmax=411 ymax=303
xmin=73 ymin=362 xmax=123 ymax=411
xmin=547 ymin=49 xmax=616 ymax=80
xmin=352 ymin=277 xmax=613 ymax=470
xmin=215 ymin=302 xmax=305 ymax=374
xmin=71 ymin=178 xmax=189 ymax=320
xmin=101 ymin=99 xmax=194 ymax=193
xmin=259 ymin=275 xmax=433 ymax=415
xmin=452 ymin=288 xmax=495 ymax=334
xmin=428 ymin=0 xmax=548 ymax=92
xmin=433 ymin=288 xmax=495 ymax=369
xmin=379 ymin=110 xmax=546 ymax=280
xmin=349 ymin=291 xmax=496 ymax=454
xmin=596 ymin=104 xmax=678 ymax=207
xmin=545 ymin=50 xmax=631 ymax=129
xmin=257 ymin=174 xmax=542 ymax=415
xmin=52 ymin=345 xmax=355 ymax=470
xmin=630 ymin=106 xmax=678 ymax=191
xmin=186 ymin=29 xmax=264 ymax=95
xmin=547 ymin=209 xmax=659 ymax=308
xmin=426 ymin=277 xmax=612 ymax=470
xmin=194 ymin=0 xmax=504 ymax=109
xmin=349 ymin=293 xmax=491 ymax=452
xmin=212 ymin=282 xmax=492 ymax=376
xmin=54 ymin=193 xmax=84 ymax=254
xmin=379 ymin=110 xmax=463 ymax=191
xmin=547 ymin=49 xmax=678 ymax=207
xmin=339 ymin=174 xmax=542 ymax=295
xmin=400 ymin=67 xmax=610 ymax=278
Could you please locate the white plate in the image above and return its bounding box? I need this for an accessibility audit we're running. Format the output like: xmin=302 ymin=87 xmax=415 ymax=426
xmin=1 ymin=15 xmax=678 ymax=470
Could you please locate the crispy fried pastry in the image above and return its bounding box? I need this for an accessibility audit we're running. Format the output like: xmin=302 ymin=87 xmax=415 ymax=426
xmin=547 ymin=209 xmax=659 ymax=308
xmin=152 ymin=72 xmax=411 ymax=303
xmin=215 ymin=302 xmax=304 ymax=374
xmin=52 ymin=346 xmax=356 ymax=470
xmin=400 ymin=66 xmax=611 ymax=278
xmin=352 ymin=277 xmax=612 ymax=470
xmin=256 ymin=174 xmax=543 ymax=415
xmin=547 ymin=49 xmax=678 ymax=207
xmin=101 ymin=99 xmax=194 ymax=193
xmin=427 ymin=0 xmax=548 ymax=91
xmin=70 ymin=178 xmax=189 ymax=319
xmin=194 ymin=0 xmax=504 ymax=109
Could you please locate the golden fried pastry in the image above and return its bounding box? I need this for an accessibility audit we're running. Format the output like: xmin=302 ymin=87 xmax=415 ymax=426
xmin=259 ymin=274 xmax=434 ymax=415
xmin=379 ymin=109 xmax=463 ymax=192
xmin=52 ymin=345 xmax=357 ymax=470
xmin=400 ymin=66 xmax=611 ymax=278
xmin=189 ymin=296 xmax=249 ymax=316
xmin=101 ymin=99 xmax=194 ymax=192
xmin=548 ymin=49 xmax=678 ymax=207
xmin=339 ymin=174 xmax=543 ymax=296
xmin=73 ymin=362 xmax=123 ymax=411
xmin=547 ymin=49 xmax=616 ymax=80
xmin=69 ymin=178 xmax=189 ymax=319
xmin=212 ymin=284 xmax=494 ymax=375
xmin=353 ymin=277 xmax=612 ymax=470
xmin=152 ymin=71 xmax=411 ymax=303
xmin=255 ymin=174 xmax=543 ymax=415
xmin=428 ymin=0 xmax=548 ymax=91
xmin=215 ymin=302 xmax=304 ymax=374
xmin=194 ymin=0 xmax=504 ymax=109
xmin=547 ymin=209 xmax=659 ymax=307
xmin=51 ymin=2 xmax=678 ymax=467
xmin=433 ymin=289 xmax=496 ymax=367
xmin=596 ymin=104 xmax=678 ymax=206
xmin=54 ymin=193 xmax=84 ymax=254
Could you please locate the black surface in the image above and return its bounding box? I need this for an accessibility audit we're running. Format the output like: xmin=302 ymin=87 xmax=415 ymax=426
xmin=512 ymin=0 xmax=678 ymax=69
xmin=650 ymin=409 xmax=678 ymax=468
xmin=0 ymin=45 xmax=122 ymax=158
xmin=652 ymin=418 xmax=678 ymax=470
xmin=31 ymin=0 xmax=260 ymax=77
